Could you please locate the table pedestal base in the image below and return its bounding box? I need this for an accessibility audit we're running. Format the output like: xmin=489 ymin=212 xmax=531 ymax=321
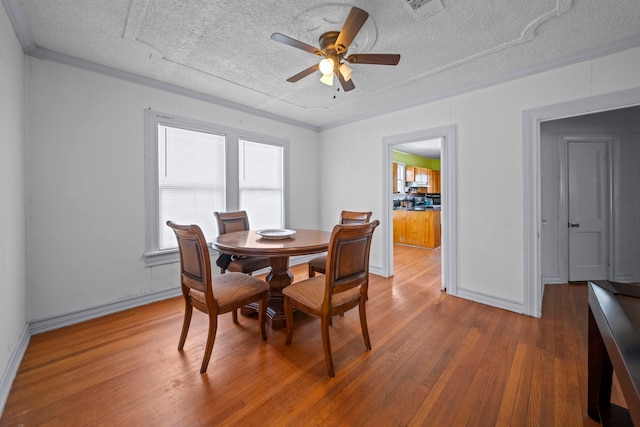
xmin=241 ymin=304 xmax=285 ymax=330
xmin=242 ymin=255 xmax=293 ymax=330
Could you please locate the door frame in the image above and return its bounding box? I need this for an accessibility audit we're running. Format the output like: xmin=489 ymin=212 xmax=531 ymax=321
xmin=561 ymin=135 xmax=614 ymax=282
xmin=380 ymin=125 xmax=457 ymax=294
xmin=523 ymin=87 xmax=640 ymax=317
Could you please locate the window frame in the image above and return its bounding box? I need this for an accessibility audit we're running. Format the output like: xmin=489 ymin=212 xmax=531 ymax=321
xmin=144 ymin=109 xmax=290 ymax=266
xmin=395 ymin=161 xmax=405 ymax=194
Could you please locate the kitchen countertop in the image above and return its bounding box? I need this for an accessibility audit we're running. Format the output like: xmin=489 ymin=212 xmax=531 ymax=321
xmin=393 ymin=205 xmax=441 ymax=211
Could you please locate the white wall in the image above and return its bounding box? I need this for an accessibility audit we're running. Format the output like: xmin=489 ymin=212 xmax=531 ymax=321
xmin=0 ymin=3 xmax=28 ymax=407
xmin=25 ymin=58 xmax=320 ymax=321
xmin=319 ymin=46 xmax=640 ymax=306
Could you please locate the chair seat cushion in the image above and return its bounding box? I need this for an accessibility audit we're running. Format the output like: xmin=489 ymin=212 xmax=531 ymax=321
xmin=189 ymin=272 xmax=269 ymax=308
xmin=226 ymin=256 xmax=271 ymax=274
xmin=282 ymin=276 xmax=361 ymax=311
xmin=308 ymin=254 xmax=327 ymax=272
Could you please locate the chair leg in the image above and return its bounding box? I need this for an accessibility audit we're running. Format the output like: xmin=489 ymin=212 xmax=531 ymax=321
xmin=200 ymin=314 xmax=218 ymax=374
xmin=308 ymin=265 xmax=315 ymax=277
xmin=358 ymin=300 xmax=371 ymax=350
xmin=258 ymin=292 xmax=268 ymax=341
xmin=284 ymin=296 xmax=294 ymax=345
xmin=232 ymin=309 xmax=238 ymax=324
xmin=178 ymin=299 xmax=193 ymax=350
xmin=321 ymin=314 xmax=335 ymax=377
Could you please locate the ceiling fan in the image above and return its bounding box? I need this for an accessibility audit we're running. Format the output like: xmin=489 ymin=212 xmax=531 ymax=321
xmin=271 ymin=7 xmax=400 ymax=92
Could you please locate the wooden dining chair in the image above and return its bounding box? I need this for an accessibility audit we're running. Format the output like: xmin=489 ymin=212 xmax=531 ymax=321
xmin=214 ymin=211 xmax=272 ymax=322
xmin=214 ymin=211 xmax=272 ymax=275
xmin=308 ymin=210 xmax=372 ymax=277
xmin=283 ymin=220 xmax=379 ymax=377
xmin=167 ymin=221 xmax=270 ymax=374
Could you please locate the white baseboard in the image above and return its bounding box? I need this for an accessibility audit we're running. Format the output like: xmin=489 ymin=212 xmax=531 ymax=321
xmin=29 ymin=287 xmax=182 ymax=335
xmin=542 ymin=275 xmax=564 ymax=285
xmin=455 ymin=287 xmax=525 ymax=314
xmin=0 ymin=323 xmax=30 ymax=416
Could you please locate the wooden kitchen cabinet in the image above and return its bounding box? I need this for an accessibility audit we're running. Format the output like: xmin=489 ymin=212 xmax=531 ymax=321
xmin=429 ymin=170 xmax=440 ymax=193
xmin=393 ymin=209 xmax=441 ymax=248
xmin=405 ymin=166 xmax=415 ymax=182
xmin=392 ymin=162 xmax=398 ymax=193
xmin=393 ymin=210 xmax=407 ymax=244
xmin=405 ymin=165 xmax=440 ymax=194
xmin=415 ymin=167 xmax=429 ymax=185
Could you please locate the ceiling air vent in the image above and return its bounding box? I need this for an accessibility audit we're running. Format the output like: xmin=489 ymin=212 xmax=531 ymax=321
xmin=403 ymin=0 xmax=445 ymax=20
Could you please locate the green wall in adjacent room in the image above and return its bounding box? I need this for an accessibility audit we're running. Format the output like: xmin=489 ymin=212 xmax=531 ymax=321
xmin=392 ymin=150 xmax=440 ymax=171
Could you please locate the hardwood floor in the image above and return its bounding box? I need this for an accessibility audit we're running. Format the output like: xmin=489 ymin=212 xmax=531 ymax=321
xmin=1 ymin=245 xmax=625 ymax=426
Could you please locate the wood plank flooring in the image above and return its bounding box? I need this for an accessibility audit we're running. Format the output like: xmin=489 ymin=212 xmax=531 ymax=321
xmin=1 ymin=245 xmax=625 ymax=426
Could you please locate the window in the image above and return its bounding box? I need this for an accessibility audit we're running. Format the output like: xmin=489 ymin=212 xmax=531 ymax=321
xmin=144 ymin=110 xmax=289 ymax=266
xmin=393 ymin=162 xmax=405 ymax=193
xmin=239 ymin=139 xmax=284 ymax=230
xmin=157 ymin=125 xmax=225 ymax=250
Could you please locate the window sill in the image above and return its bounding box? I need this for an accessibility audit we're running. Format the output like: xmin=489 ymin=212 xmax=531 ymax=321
xmin=144 ymin=245 xmax=219 ymax=267
xmin=144 ymin=249 xmax=179 ymax=267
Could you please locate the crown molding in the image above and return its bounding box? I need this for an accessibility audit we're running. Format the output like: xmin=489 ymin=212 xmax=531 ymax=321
xmin=2 ymin=0 xmax=36 ymax=53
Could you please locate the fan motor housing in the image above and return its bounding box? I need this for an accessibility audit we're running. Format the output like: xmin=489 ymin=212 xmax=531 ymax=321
xmin=319 ymin=31 xmax=342 ymax=55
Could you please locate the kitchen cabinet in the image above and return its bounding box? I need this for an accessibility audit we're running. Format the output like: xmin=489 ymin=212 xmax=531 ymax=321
xmin=405 ymin=166 xmax=415 ymax=182
xmin=393 ymin=210 xmax=407 ymax=244
xmin=392 ymin=162 xmax=406 ymax=193
xmin=405 ymin=165 xmax=440 ymax=194
xmin=428 ymin=170 xmax=440 ymax=193
xmin=393 ymin=209 xmax=441 ymax=248
xmin=392 ymin=162 xmax=398 ymax=193
xmin=415 ymin=167 xmax=429 ymax=185
xmin=407 ymin=166 xmax=428 ymax=184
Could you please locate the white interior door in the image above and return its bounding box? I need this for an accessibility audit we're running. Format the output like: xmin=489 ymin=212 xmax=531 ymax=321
xmin=567 ymin=140 xmax=610 ymax=281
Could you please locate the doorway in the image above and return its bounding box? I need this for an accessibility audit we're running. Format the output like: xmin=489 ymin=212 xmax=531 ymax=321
xmin=381 ymin=125 xmax=457 ymax=295
xmin=524 ymin=89 xmax=640 ymax=317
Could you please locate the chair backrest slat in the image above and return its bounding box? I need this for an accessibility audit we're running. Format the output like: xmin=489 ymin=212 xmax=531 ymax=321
xmin=167 ymin=221 xmax=214 ymax=300
xmin=340 ymin=210 xmax=372 ymax=225
xmin=324 ymin=220 xmax=379 ymax=304
xmin=215 ymin=211 xmax=250 ymax=235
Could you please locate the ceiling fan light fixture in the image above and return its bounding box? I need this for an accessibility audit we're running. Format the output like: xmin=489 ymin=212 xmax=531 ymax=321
xmin=320 ymin=72 xmax=334 ymax=86
xmin=319 ymin=58 xmax=335 ymax=75
xmin=272 ymin=7 xmax=399 ymax=92
xmin=339 ymin=63 xmax=352 ymax=81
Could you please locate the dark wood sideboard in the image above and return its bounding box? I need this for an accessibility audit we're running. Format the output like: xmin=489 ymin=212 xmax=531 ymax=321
xmin=587 ymin=280 xmax=640 ymax=426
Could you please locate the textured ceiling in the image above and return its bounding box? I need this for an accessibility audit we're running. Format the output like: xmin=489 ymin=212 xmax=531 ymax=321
xmin=6 ymin=0 xmax=640 ymax=132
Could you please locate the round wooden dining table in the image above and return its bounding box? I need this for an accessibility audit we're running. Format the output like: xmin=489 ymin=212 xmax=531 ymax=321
xmin=212 ymin=229 xmax=331 ymax=329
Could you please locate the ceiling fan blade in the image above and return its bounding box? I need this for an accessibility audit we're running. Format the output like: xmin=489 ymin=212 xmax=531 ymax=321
xmin=334 ymin=7 xmax=369 ymax=53
xmin=271 ymin=33 xmax=323 ymax=56
xmin=336 ymin=68 xmax=355 ymax=92
xmin=346 ymin=54 xmax=401 ymax=65
xmin=287 ymin=63 xmax=320 ymax=82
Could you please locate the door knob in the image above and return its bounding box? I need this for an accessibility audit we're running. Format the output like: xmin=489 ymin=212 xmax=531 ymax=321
xmin=569 ymin=222 xmax=580 ymax=228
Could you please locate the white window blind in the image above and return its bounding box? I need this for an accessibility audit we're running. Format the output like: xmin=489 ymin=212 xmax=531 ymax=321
xmin=157 ymin=125 xmax=225 ymax=250
xmin=239 ymin=139 xmax=284 ymax=230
